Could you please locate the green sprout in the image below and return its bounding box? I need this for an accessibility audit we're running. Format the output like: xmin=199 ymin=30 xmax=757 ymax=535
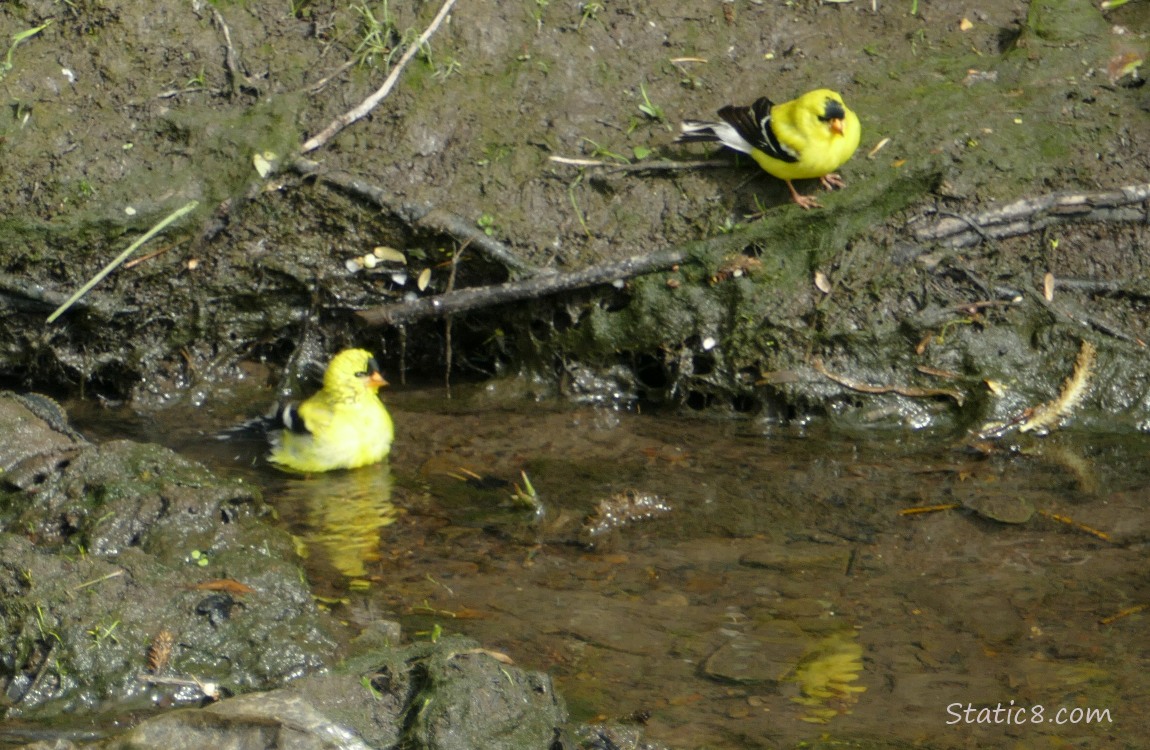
xmin=433 ymin=56 xmax=462 ymax=81
xmin=186 ymin=66 xmax=208 ymax=89
xmin=353 ymin=1 xmax=399 ymax=68
xmin=510 ymin=470 xmax=542 ymax=512
xmin=35 ymin=603 xmax=62 ymax=644
xmin=578 ymin=2 xmax=604 ymax=29
xmin=1 ymin=21 xmax=52 ymax=81
xmin=361 ymin=673 xmax=384 ymax=699
xmin=581 ymin=138 xmax=629 ymax=164
xmin=477 ymin=213 xmax=497 ymax=236
xmin=637 ymin=81 xmax=666 ymax=123
xmin=567 ymin=173 xmax=592 ymax=238
xmin=87 ymin=619 xmax=121 ymax=647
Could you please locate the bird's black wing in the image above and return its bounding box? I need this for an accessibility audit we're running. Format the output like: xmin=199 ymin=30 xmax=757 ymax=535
xmin=274 ymin=402 xmax=313 ymax=435
xmin=717 ymin=97 xmax=798 ymax=164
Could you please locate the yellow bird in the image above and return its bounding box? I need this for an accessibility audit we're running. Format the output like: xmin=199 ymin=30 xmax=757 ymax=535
xmin=677 ymin=88 xmax=861 ymax=210
xmin=267 ymin=348 xmax=394 ymax=473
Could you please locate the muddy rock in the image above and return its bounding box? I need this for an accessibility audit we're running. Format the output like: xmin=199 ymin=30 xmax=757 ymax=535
xmin=0 ymin=391 xmax=337 ymax=719
xmin=15 ymin=636 xmax=566 ymax=750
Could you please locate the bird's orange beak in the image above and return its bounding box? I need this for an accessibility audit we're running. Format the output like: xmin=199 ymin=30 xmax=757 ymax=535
xmin=368 ymin=371 xmax=388 ymax=389
xmin=829 ymin=118 xmax=845 ymax=136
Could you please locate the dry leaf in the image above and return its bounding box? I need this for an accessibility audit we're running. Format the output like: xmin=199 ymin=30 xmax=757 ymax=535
xmin=814 ymin=271 xmax=832 ymax=294
xmin=192 ymin=579 xmax=256 ymax=595
xmin=1043 ymin=272 xmax=1055 ymax=301
xmin=867 ymin=137 xmax=890 ymax=159
xmin=253 ymin=151 xmax=276 ymax=178
xmin=373 ymin=246 xmax=407 ymax=263
xmin=417 ymin=267 xmax=432 ymax=291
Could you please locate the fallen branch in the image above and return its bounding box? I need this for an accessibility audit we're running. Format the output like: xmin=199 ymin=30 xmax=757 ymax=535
xmin=289 ymin=157 xmax=539 ymax=276
xmin=810 ymin=358 xmax=965 ymax=405
xmin=356 ymin=244 xmax=699 ymax=327
xmin=300 ymin=0 xmax=457 ymax=153
xmin=912 ymin=183 xmax=1150 ymax=248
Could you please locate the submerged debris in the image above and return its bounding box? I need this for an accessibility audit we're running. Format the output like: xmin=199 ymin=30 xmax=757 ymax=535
xmin=581 ymin=489 xmax=671 ymax=544
xmin=1019 ymin=340 xmax=1096 ymax=434
xmin=147 ymin=630 xmax=175 ymax=675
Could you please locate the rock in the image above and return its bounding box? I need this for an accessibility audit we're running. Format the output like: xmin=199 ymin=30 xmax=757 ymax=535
xmin=0 ymin=393 xmax=338 ymax=720
xmin=701 ymin=620 xmax=811 ymax=685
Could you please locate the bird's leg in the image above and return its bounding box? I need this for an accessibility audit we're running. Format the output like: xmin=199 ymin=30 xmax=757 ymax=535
xmin=820 ymin=173 xmax=847 ymax=191
xmin=786 ymin=180 xmax=822 ymax=210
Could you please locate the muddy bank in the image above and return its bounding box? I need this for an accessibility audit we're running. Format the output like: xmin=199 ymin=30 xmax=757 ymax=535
xmin=0 ymin=0 xmax=1146 ymax=430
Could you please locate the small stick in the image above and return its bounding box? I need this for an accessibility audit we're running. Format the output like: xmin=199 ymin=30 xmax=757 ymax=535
xmin=300 ymin=0 xmax=457 ymax=153
xmin=72 ymin=569 xmax=125 ymax=591
xmin=811 ymin=358 xmax=965 ymax=405
xmin=1036 ymin=509 xmax=1111 ymax=542
xmin=1099 ymin=604 xmax=1145 ymax=625
xmin=47 ymin=200 xmax=199 ymax=323
xmin=898 ymin=503 xmax=960 ymax=516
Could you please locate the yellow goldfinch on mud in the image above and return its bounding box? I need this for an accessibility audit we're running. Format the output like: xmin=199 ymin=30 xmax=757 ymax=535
xmin=268 ymin=348 xmax=394 ymax=473
xmin=677 ymin=89 xmax=861 ymax=210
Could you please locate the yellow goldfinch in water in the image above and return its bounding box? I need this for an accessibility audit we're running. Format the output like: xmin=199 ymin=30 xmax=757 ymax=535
xmin=677 ymin=89 xmax=861 ymax=210
xmin=268 ymin=349 xmax=394 ymax=473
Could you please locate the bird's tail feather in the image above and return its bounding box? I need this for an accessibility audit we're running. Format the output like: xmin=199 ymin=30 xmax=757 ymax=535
xmin=676 ymin=120 xmax=723 ymax=143
xmin=676 ymin=121 xmax=753 ymax=155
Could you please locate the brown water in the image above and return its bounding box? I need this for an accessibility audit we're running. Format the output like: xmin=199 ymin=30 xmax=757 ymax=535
xmin=74 ymin=386 xmax=1149 ymax=749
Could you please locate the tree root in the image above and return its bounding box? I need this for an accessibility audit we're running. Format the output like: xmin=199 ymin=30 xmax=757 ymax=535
xmin=288 ymin=158 xmax=539 ymax=277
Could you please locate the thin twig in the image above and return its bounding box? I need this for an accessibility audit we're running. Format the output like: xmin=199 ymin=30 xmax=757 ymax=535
xmin=300 ymin=0 xmax=457 ymax=153
xmin=47 ymin=200 xmax=199 ymax=323
xmin=444 ymin=241 xmax=469 ymax=398
xmin=548 ymin=155 xmax=732 ymax=173
xmin=72 ymin=569 xmax=125 ymax=591
xmin=211 ymin=8 xmax=259 ymax=96
xmin=122 ymin=240 xmax=184 ymax=270
xmin=306 ymin=59 xmax=357 ymax=94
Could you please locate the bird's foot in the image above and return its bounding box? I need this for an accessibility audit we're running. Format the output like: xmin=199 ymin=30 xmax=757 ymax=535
xmin=820 ymin=173 xmax=847 ymax=191
xmin=785 ymin=180 xmax=822 ymax=210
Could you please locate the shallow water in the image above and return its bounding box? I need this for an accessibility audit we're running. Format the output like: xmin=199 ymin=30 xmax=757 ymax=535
xmin=71 ymin=385 xmax=1148 ymax=749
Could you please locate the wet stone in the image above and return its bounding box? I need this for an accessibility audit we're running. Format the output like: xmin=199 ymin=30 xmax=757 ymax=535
xmin=702 ymin=620 xmax=811 ymax=685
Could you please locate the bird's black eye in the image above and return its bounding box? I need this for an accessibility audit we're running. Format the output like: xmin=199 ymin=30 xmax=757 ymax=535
xmin=355 ymin=370 xmax=368 ymax=377
xmin=820 ymin=99 xmax=846 ymax=122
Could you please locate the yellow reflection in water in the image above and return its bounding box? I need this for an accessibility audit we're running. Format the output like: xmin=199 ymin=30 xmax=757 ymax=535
xmin=789 ymin=629 xmax=867 ymax=724
xmin=281 ymin=464 xmax=399 ymax=580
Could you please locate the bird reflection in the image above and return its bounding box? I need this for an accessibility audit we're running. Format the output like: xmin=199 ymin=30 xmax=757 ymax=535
xmin=279 ymin=464 xmax=398 ymax=580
